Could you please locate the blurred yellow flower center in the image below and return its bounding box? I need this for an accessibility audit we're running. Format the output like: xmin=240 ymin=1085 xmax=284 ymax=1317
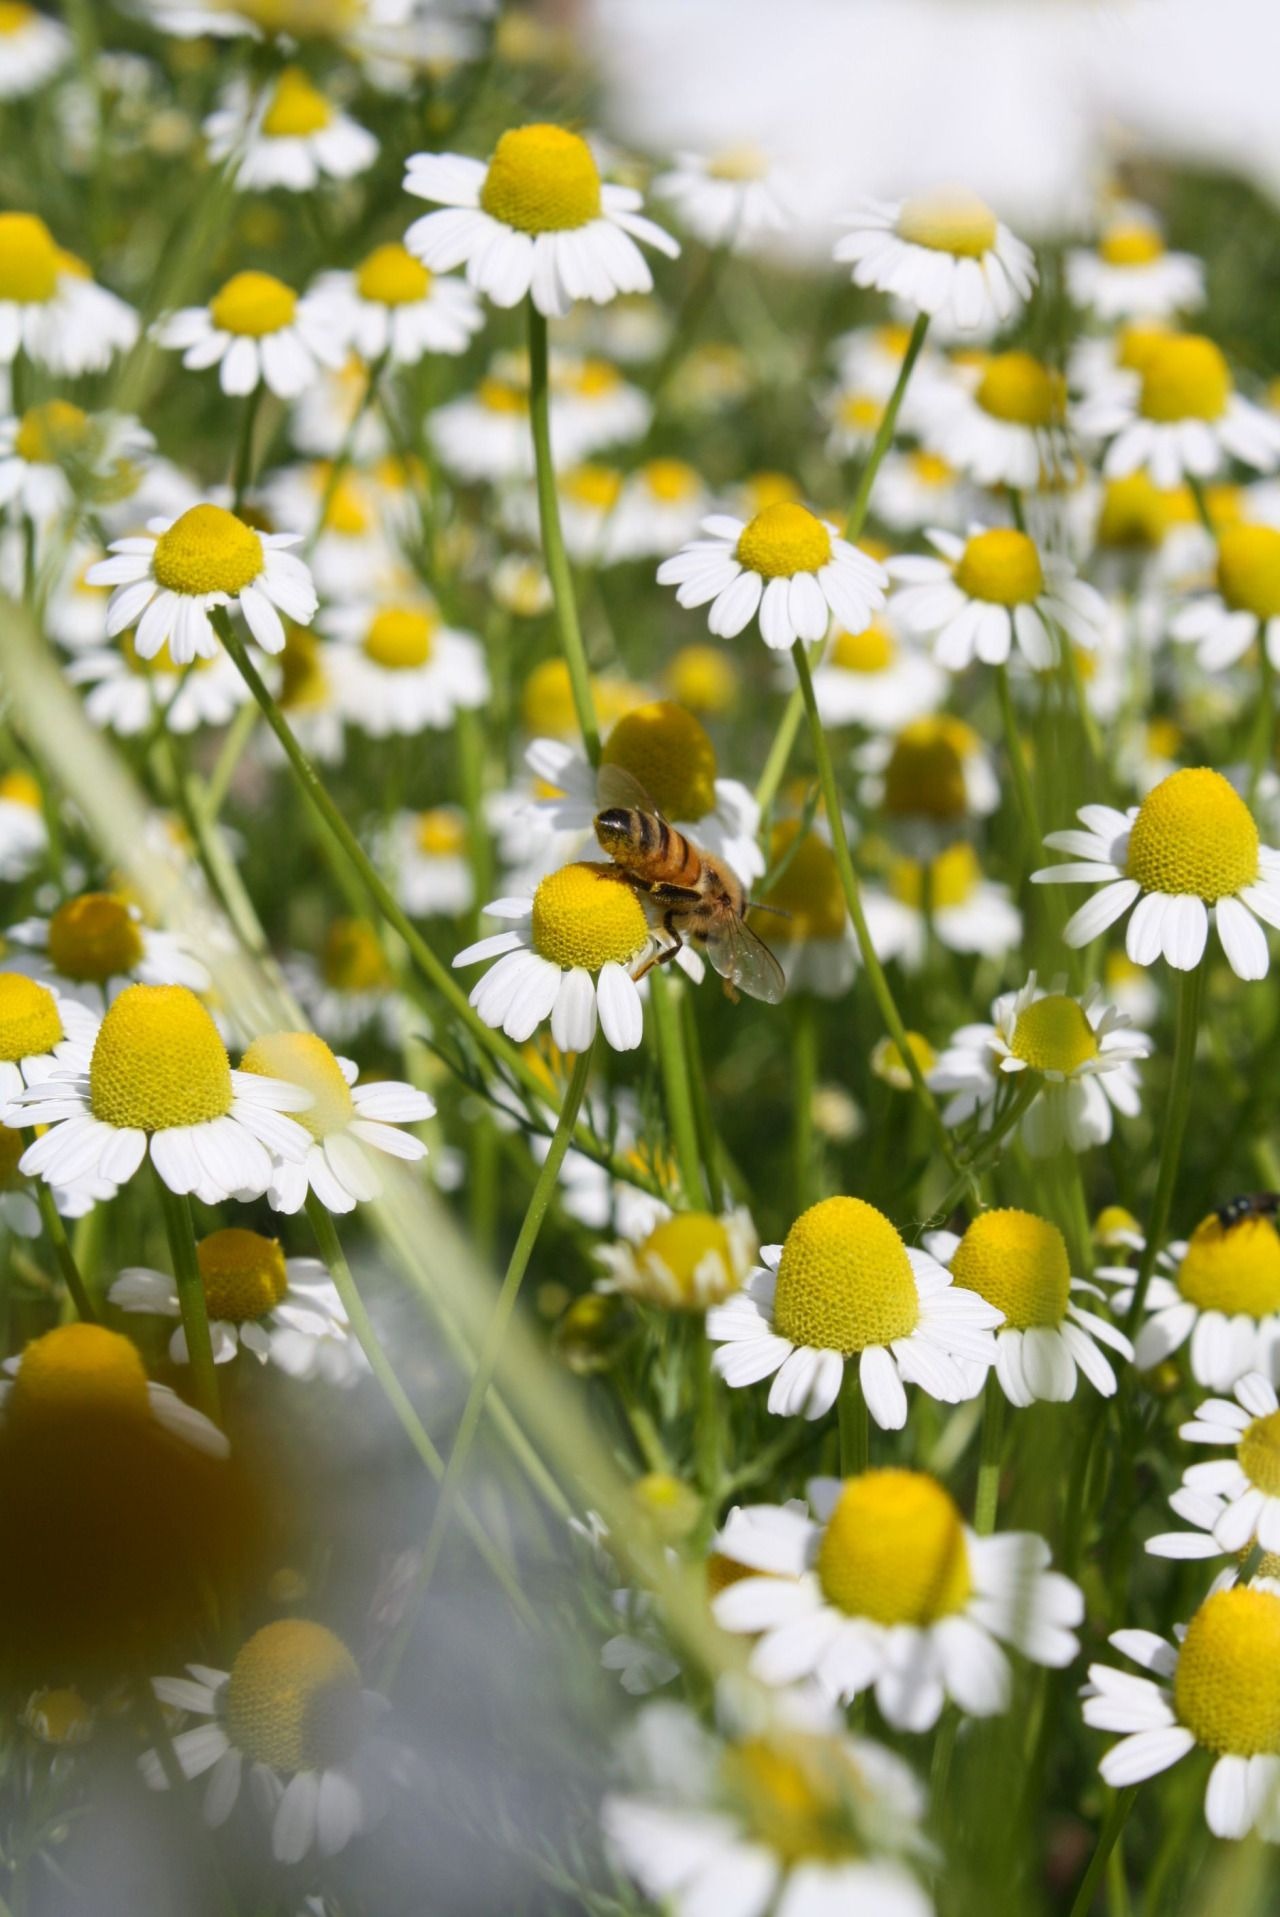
xmin=897 ymin=189 xmax=997 ymax=258
xmin=773 ymin=1196 xmax=918 ymax=1353
xmin=831 ymin=624 xmax=895 ymax=674
xmin=240 ymin=1030 xmax=351 ymax=1140
xmin=1173 ymin=1589 xmax=1280 ymax=1755
xmin=355 ymin=241 xmax=431 ymax=306
xmin=909 ymin=450 xmax=954 ymax=488
xmin=480 ymin=124 xmax=602 ymax=234
xmin=1216 ymin=523 xmax=1280 ymax=620
xmin=889 ymin=841 xmax=982 ymax=910
xmin=601 ymin=699 xmax=718 ymax=821
xmin=0 ymin=770 xmax=41 ymax=809
xmin=1094 ymin=1203 xmax=1141 ymax=1245
xmin=23 ymin=1687 xmax=93 ymax=1747
xmin=0 ymin=1123 xmax=24 ymax=1188
xmin=839 ymin=393 xmax=883 ymax=432
xmin=0 ymin=212 xmax=59 ymax=304
xmin=415 ymin=808 xmax=466 ymax=857
xmin=1176 ymin=1213 xmax=1280 ymax=1317
xmin=122 ymin=631 xmax=211 ymax=677
xmin=234 ymin=0 xmax=359 ymax=30
xmin=12 ymin=1322 xmax=149 ymax=1424
xmin=278 ymin=624 xmax=328 ymax=710
xmin=261 ymin=67 xmax=333 ymax=138
xmin=152 ymin=505 xmax=264 ymax=597
xmin=745 ymin=471 xmax=801 ymax=512
xmin=737 ymin=502 xmax=832 ymax=579
xmin=321 ymin=916 xmax=389 ymax=992
xmin=954 ymin=527 xmax=1044 ymax=606
xmin=90 ymin=983 xmax=231 ymax=1131
xmin=872 ymin=1031 xmax=937 ymax=1088
xmin=707 ymin=144 xmax=767 ymax=182
xmin=477 ymin=375 xmax=527 ymax=416
xmin=1100 ymin=223 xmax=1165 ymax=267
xmin=818 ymin=1470 xmax=971 ymax=1622
xmin=642 ymin=457 xmax=700 ymax=502
xmin=639 ymin=1213 xmax=734 ymax=1302
xmin=531 ymin=862 xmax=649 ymax=970
xmin=568 ymin=359 xmax=620 ymax=398
xmin=633 ymin=1471 xmax=701 ymax=1540
xmin=197 ymin=1227 xmax=289 ymax=1323
xmin=1009 ymin=994 xmax=1099 ymax=1074
xmin=1116 ymin=323 xmax=1172 ymax=373
xmin=320 ymin=468 xmax=373 ymax=534
xmin=0 ymin=5 xmax=37 ymax=32
xmin=1125 ymin=767 xmax=1258 ymax=901
xmin=665 ymin=643 xmax=736 ymax=715
xmin=1146 ymin=716 xmax=1181 ymax=761
xmin=362 ymin=606 xmax=436 ymax=669
xmin=951 ymin=1208 xmax=1070 ymax=1329
xmin=14 ymin=400 xmax=89 ymax=465
xmin=47 ymin=893 xmax=144 ymax=983
xmin=1140 ymin=336 xmax=1230 ymax=424
xmin=1238 ymin=1410 xmax=1280 ymax=1498
xmin=724 ymin=1733 xmax=865 ymax=1864
xmin=561 ymin=462 xmax=622 ymax=511
xmin=226 ymin=1620 xmax=363 ymax=1772
xmin=976 ymin=352 xmax=1064 ymax=428
xmin=0 ymin=974 xmax=62 ymax=1061
xmin=210 ymin=270 xmax=297 ymax=339
xmin=762 ymin=824 xmax=845 ymax=941
xmin=1097 ymin=472 xmax=1175 ymax=548
xmin=883 ymin=715 xmax=975 ymax=819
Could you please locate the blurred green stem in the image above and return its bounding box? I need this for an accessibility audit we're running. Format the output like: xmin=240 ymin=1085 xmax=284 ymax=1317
xmin=202 ymin=699 xmax=259 ymax=824
xmin=681 ymin=987 xmax=726 ymax=1212
xmin=650 ymin=967 xmax=708 ymax=1208
xmin=1125 ymin=962 xmax=1205 ymax=1335
xmin=1248 ymin=634 xmax=1275 ymax=804
xmin=792 ymin=995 xmax=818 ymax=1211
xmin=231 ymin=385 xmax=265 ymax=514
xmin=1066 ymin=1788 xmax=1138 ymax=1917
xmin=973 ymin=1371 xmax=1005 ymax=1535
xmin=154 ymin=1177 xmax=219 ymax=1425
xmin=995 ymin=661 xmax=1042 ymax=854
xmin=31 ymin=1174 xmax=96 ymax=1323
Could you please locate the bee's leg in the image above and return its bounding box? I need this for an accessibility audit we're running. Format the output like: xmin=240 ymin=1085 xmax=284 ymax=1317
xmin=633 ymin=917 xmax=686 ymax=982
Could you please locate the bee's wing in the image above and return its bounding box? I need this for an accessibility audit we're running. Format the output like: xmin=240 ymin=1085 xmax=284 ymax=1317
xmin=704 ymin=915 xmax=787 ymax=1005
xmin=596 ymin=762 xmax=662 ymax=817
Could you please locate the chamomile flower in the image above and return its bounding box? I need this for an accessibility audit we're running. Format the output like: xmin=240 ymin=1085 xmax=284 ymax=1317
xmin=6 ymin=892 xmax=209 ymax=1006
xmin=596 ymin=1208 xmax=757 ymax=1312
xmin=0 ymin=972 xmax=99 ymax=1106
xmin=66 ymin=634 xmax=250 ymax=738
xmin=867 ymin=842 xmax=1023 ymax=968
xmin=0 ymin=213 xmax=137 ymax=374
xmin=713 ymin=1470 xmax=1081 ymax=1727
xmin=504 ymin=461 xmax=623 ymax=564
xmin=154 ymin=271 xmax=343 ymax=401
xmin=758 ymin=823 xmax=856 ymax=999
xmin=860 ymin=717 xmax=997 ymax=849
xmin=1074 ymin=333 xmax=1280 ymax=488
xmin=323 ymin=596 xmax=489 ymax=736
xmin=203 ymin=68 xmax=378 ymax=193
xmin=288 ymin=918 xmax=401 ymax=1048
xmin=873 ymin=449 xmax=969 ymax=533
xmin=289 ymin=355 xmax=389 ymax=462
xmin=1167 ymin=1372 xmax=1280 ymax=1555
xmin=653 ymin=147 xmax=793 ymax=253
xmin=554 ymin=355 xmax=652 ymax=452
xmin=1033 ymin=768 xmax=1280 ymax=978
xmin=927 ymin=975 xmax=1150 ymax=1157
xmin=888 ymin=525 xmax=1108 ymax=671
xmin=0 ymin=771 xmax=47 ymax=881
xmin=390 ymin=807 xmax=474 ymax=919
xmin=1171 ymin=523 xmax=1280 ymax=670
xmin=805 ymin=623 xmax=945 ymax=735
xmin=834 ymin=190 xmax=1036 ymax=334
xmin=658 ymin=502 xmax=887 ymax=651
xmin=140 ymin=1621 xmax=401 ymax=1862
xmin=89 ymin=503 xmax=317 ymax=663
xmin=312 ymin=242 xmax=482 ymax=365
xmin=110 ymin=1226 xmax=365 ymax=1383
xmin=0 ymin=5 xmax=71 ymax=99
xmin=706 ymin=1196 xmax=1000 ymax=1428
xmin=403 ymin=123 xmax=679 ymax=317
xmin=0 ymin=1120 xmax=113 ymax=1238
xmin=6 ymin=984 xmax=313 ymax=1204
xmin=0 ymin=403 xmax=151 ymax=528
xmin=933 ymin=350 xmax=1071 ymax=491
xmin=1067 ymin=208 xmax=1205 ymax=323
xmin=1083 ymin=1586 xmax=1280 ymax=1839
xmin=1 ymin=1320 xmax=226 ymax=1458
xmin=430 ymin=370 xmax=536 ymax=483
xmin=1099 ymin=1209 xmax=1280 ymax=1388
xmin=601 ymin=458 xmax=710 ymax=562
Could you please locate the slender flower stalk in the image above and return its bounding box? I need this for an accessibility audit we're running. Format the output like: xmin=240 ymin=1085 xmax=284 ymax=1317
xmin=231 ymin=385 xmax=265 ymax=513
xmin=154 ymin=1175 xmax=219 ymax=1425
xmin=528 ymin=301 xmax=600 ymax=766
xmin=837 ymin=1365 xmax=869 ymax=1476
xmin=1066 ymin=1789 xmax=1138 ymax=1917
xmin=32 ymin=1173 xmax=96 ymax=1323
xmin=995 ymin=661 xmax=1043 ymax=854
xmin=974 ymin=1370 xmax=1005 ymax=1536
xmin=1125 ymin=962 xmax=1205 ymax=1334
xmin=649 ymin=967 xmax=707 ymax=1208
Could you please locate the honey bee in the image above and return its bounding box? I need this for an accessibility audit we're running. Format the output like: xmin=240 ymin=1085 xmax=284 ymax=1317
xmin=593 ymin=765 xmax=787 ymax=1005
xmin=1216 ymin=1192 xmax=1280 ymax=1231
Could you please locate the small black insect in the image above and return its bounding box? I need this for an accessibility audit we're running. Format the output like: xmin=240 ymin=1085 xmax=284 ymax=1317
xmin=1216 ymin=1192 xmax=1280 ymax=1230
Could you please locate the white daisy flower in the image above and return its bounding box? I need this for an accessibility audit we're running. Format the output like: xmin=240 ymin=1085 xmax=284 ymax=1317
xmin=0 ymin=213 xmax=138 ymax=374
xmin=5 ymin=983 xmax=313 ymax=1205
xmin=0 ymin=1117 xmax=113 ymax=1238
xmin=6 ymin=892 xmax=209 ymax=1008
xmin=1067 ymin=207 xmax=1205 ymax=323
xmin=284 ymin=919 xmax=404 ymax=1050
xmin=549 ymin=353 xmax=652 ymax=453
xmin=262 ymin=463 xmax=397 ymax=603
xmin=390 ymin=807 xmax=474 ymax=920
xmin=888 ymin=523 xmax=1109 ymax=672
xmin=928 ymin=974 xmax=1150 ymax=1157
xmin=0 ymin=403 xmax=152 ymax=528
xmin=0 ymin=771 xmax=46 ymax=881
xmin=925 ymin=1210 xmax=1133 ymax=1406
xmin=502 ymin=461 xmax=624 ymax=566
xmin=203 ymin=67 xmax=378 ymax=193
xmin=1169 ymin=1371 xmax=1280 ymax=1556
xmin=601 ymin=458 xmax=711 ymax=563
xmin=872 ymin=447 xmax=970 ymax=533
xmin=66 ymin=634 xmax=251 ymax=738
xmin=653 ymin=146 xmax=793 ymax=253
xmin=1032 ymin=768 xmax=1280 ymax=978
xmin=932 ymin=350 xmax=1071 ymax=492
xmin=706 ymin=1195 xmax=1001 ymax=1428
xmin=834 ymin=190 xmax=1036 ymax=334
xmin=289 ymin=353 xmax=389 ymax=462
xmin=0 ymin=5 xmax=71 ymax=99
xmin=596 ymin=1207 xmax=757 ymax=1312
xmin=311 ymin=240 xmax=482 ymax=364
xmin=1171 ymin=521 xmax=1280 ymax=671
xmin=0 ymin=971 xmax=100 ymax=1108
xmin=857 ymin=715 xmax=998 ymax=851
xmin=1 ymin=1320 xmax=227 ymax=1459
xmin=713 ymin=1470 xmax=1081 ymax=1728
xmin=1098 ymin=1208 xmax=1280 ymax=1389
xmin=657 ymin=502 xmax=888 ymax=651
xmin=822 ymin=381 xmax=894 ymax=463
xmin=140 ymin=1621 xmax=401 ymax=1863
xmin=757 ymin=823 xmax=857 ymax=1000
xmin=863 ymin=842 xmax=1023 ymax=969
xmin=323 ymin=595 xmax=489 ymax=737
xmin=1074 ymin=333 xmax=1280 ymax=488
xmin=88 ymin=502 xmax=317 ymax=664
xmin=430 ymin=370 xmax=537 ymax=484
xmin=154 ymin=271 xmax=343 ymax=401
xmin=110 ymin=1225 xmax=367 ymax=1385
xmin=403 ymin=123 xmax=679 ymax=318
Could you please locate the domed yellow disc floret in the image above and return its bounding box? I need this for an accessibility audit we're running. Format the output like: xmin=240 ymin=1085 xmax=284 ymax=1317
xmin=480 ymin=124 xmax=602 ymax=234
xmin=773 ymin=1197 xmax=918 ymax=1354
xmin=1176 ymin=1212 xmax=1280 ymax=1317
xmin=415 ymin=808 xmax=466 ymax=857
xmin=639 ymin=1213 xmax=734 ymax=1305
xmin=1099 ymin=223 xmax=1164 ymax=267
xmin=883 ymin=715 xmax=976 ymax=820
xmin=1140 ymin=336 xmax=1231 ymax=424
xmin=23 ymin=1686 xmax=93 ymax=1747
xmin=1125 ymin=767 xmax=1259 ymax=901
xmin=831 ymin=624 xmax=896 ymax=675
xmin=601 ymin=700 xmax=718 ymax=822
xmin=641 ymin=457 xmax=700 ymax=503
xmin=724 ymin=1732 xmax=865 ymax=1864
xmin=762 ymin=823 xmax=845 ymax=941
xmin=89 ymin=984 xmax=232 ymax=1132
xmin=152 ymin=505 xmax=265 ymax=598
xmin=1173 ymin=1588 xmax=1280 ymax=1755
xmin=240 ymin=1031 xmax=351 ymax=1141
xmin=14 ymin=400 xmax=90 ymax=466
xmin=954 ymin=527 xmax=1044 ymax=607
xmin=1238 ymin=1409 xmax=1280 ymax=1498
xmin=355 ymin=242 xmax=431 ymax=307
xmin=976 ymin=352 xmax=1064 ymax=428
xmin=1216 ymin=524 xmax=1280 ymax=621
xmin=1094 ymin=1203 xmax=1142 ymax=1246
xmin=817 ymin=1470 xmax=971 ymax=1622
xmin=664 ymin=644 xmax=737 ymax=716
xmin=209 ymin=270 xmax=298 ymax=340
xmin=897 ymin=189 xmax=997 ymax=258
xmin=736 ymin=503 xmax=832 ymax=580
xmin=11 ymin=1322 xmax=150 ymax=1425
xmin=225 ymin=1619 xmax=362 ymax=1773
xmin=197 ymin=1227 xmax=289 ymax=1323
xmin=0 ymin=974 xmax=62 ymax=1062
xmin=950 ymin=1208 xmax=1070 ymax=1330
xmin=889 ymin=841 xmax=982 ymax=911
xmin=47 ymin=893 xmax=144 ymax=984
xmin=362 ymin=605 xmax=436 ymax=669
xmin=1097 ymin=472 xmax=1177 ymax=549
xmin=1009 ymin=994 xmax=1099 ymax=1075
xmin=0 ymin=212 xmax=59 ymax=305
xmin=531 ymin=862 xmax=649 ymax=970
xmin=320 ymin=917 xmax=389 ymax=993
xmin=260 ymin=66 xmax=333 ymax=139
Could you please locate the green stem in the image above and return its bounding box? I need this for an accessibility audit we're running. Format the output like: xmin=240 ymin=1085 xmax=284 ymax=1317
xmin=922 ymin=1078 xmax=1040 ymax=1227
xmin=527 ymin=301 xmax=600 ymax=766
xmin=691 ymin=1321 xmax=722 ymax=1503
xmin=845 ymin=312 xmax=930 ymax=539
xmin=650 ymin=967 xmax=707 ymax=1208
xmin=838 ymin=1364 xmax=869 ymax=1476
xmin=306 ymin=351 xmax=388 ymax=557
xmin=455 ymin=704 xmax=494 ymax=946
xmin=1186 ymin=473 xmax=1216 ymax=536
xmin=154 ymin=1176 xmax=219 ymax=1425
xmin=231 ymin=384 xmax=265 ymax=514
xmin=1066 ymin=1788 xmax=1138 ymax=1917
xmin=1249 ymin=633 xmax=1276 ymax=805
xmin=680 ymin=987 xmax=725 ymax=1213
xmin=973 ymin=1370 xmax=1006 ymax=1535
xmin=31 ymin=1175 xmax=96 ymax=1322
xmin=792 ymin=995 xmax=818 ymax=1211
xmin=1125 ymin=962 xmax=1205 ymax=1335
xmin=755 ymin=682 xmax=807 ymax=814
xmin=995 ymin=661 xmax=1042 ymax=853
xmin=202 ymin=699 xmax=259 ymax=824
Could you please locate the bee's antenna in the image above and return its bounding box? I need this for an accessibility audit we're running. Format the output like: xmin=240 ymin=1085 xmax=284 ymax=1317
xmin=746 ymin=901 xmax=792 ymax=920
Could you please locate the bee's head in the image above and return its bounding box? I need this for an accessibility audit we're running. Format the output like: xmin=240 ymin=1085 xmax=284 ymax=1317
xmin=594 ymin=808 xmax=633 ymax=857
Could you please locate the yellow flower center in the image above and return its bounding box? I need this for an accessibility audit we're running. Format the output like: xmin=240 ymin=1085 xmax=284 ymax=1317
xmin=415 ymin=808 xmax=466 ymax=857
xmin=47 ymin=893 xmax=144 ymax=984
xmin=762 ymin=824 xmax=846 ymax=941
xmin=642 ymin=457 xmax=700 ymax=503
xmin=1173 ymin=1588 xmax=1280 ymax=1755
xmin=897 ymin=189 xmax=998 ymax=258
xmin=530 ymin=862 xmax=649 ymax=970
xmin=480 ymin=124 xmax=602 ymax=234
xmin=122 ymin=631 xmax=212 ymax=677
xmin=362 ymin=606 xmax=436 ymax=670
xmin=1140 ymin=336 xmax=1231 ymax=424
xmin=0 ymin=974 xmax=62 ymax=1062
xmin=209 ymin=270 xmax=298 ymax=340
xmin=664 ymin=644 xmax=737 ymax=716
xmin=14 ymin=400 xmax=90 ymax=466
xmin=278 ymin=624 xmax=328 ymax=711
xmin=523 ymin=658 xmax=620 ymax=737
xmin=1146 ymin=716 xmax=1181 ymax=761
xmin=838 ymin=393 xmax=883 ymax=433
xmin=260 ymin=67 xmax=333 ymax=139
xmin=0 ymin=770 xmax=41 ymax=809
xmin=561 ymin=462 xmax=622 ymax=512
xmin=744 ymin=471 xmax=801 ymax=512
xmin=1216 ymin=523 xmax=1280 ymax=621
xmin=883 ymin=715 xmax=976 ymax=820
xmin=1100 ymin=223 xmax=1165 ymax=267
xmin=1097 ymin=472 xmax=1176 ymax=548
xmin=1117 ymin=323 xmax=1172 ymax=373
xmin=225 ymin=1620 xmax=363 ymax=1773
xmin=1176 ymin=1212 xmax=1280 ymax=1317
xmin=954 ymin=527 xmax=1044 ymax=607
xmin=772 ymin=1196 xmax=918 ymax=1354
xmin=736 ymin=502 xmax=832 ymax=580
xmin=975 ymin=352 xmax=1064 ymax=428
xmin=89 ymin=983 xmax=232 ymax=1132
xmin=723 ymin=1733 xmax=866 ymax=1865
xmin=639 ymin=1213 xmax=734 ymax=1304
xmin=1009 ymin=994 xmax=1099 ymax=1074
xmin=152 ymin=505 xmax=264 ymax=598
xmin=354 ymin=241 xmax=431 ymax=308
xmin=1094 ymin=1203 xmax=1142 ymax=1246
xmin=197 ymin=1227 xmax=289 ymax=1323
xmin=23 ymin=1687 xmax=93 ymax=1747
xmin=320 ymin=917 xmax=389 ymax=993
xmin=0 ymin=212 xmax=59 ymax=304
xmin=12 ymin=1323 xmax=150 ymax=1426
xmin=950 ymin=1208 xmax=1070 ymax=1330
xmin=232 ymin=0 xmax=359 ymax=31
xmin=632 ymin=1471 xmax=702 ymax=1541
xmin=909 ymin=450 xmax=954 ymax=488
xmin=817 ymin=1470 xmax=971 ymax=1623
xmin=0 ymin=4 xmax=36 ymax=33
xmin=706 ymin=144 xmax=767 ymax=183
xmin=600 ymin=700 xmax=718 ymax=821
xmin=889 ymin=841 xmax=982 ymax=910
xmin=319 ymin=467 xmax=373 ymax=535
xmin=477 ymin=375 xmax=527 ymax=416
xmin=1238 ymin=1410 xmax=1280 ymax=1498
xmin=831 ymin=624 xmax=895 ymax=674
xmin=872 ymin=1031 xmax=937 ymax=1088
xmin=240 ymin=1030 xmax=353 ymax=1140
xmin=1125 ymin=767 xmax=1259 ymax=902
